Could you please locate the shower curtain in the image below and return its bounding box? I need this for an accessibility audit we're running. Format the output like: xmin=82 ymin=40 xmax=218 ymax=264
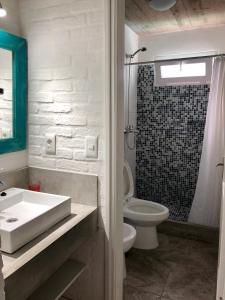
xmin=189 ymin=57 xmax=225 ymax=228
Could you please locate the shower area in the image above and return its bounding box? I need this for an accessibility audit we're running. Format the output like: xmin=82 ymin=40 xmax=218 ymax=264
xmin=124 ymin=40 xmax=225 ymax=228
xmin=136 ymin=64 xmax=209 ymax=222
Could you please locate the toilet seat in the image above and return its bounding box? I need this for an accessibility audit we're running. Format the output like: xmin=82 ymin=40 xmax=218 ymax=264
xmin=124 ymin=197 xmax=169 ymax=223
xmin=123 ymin=160 xmax=169 ymax=221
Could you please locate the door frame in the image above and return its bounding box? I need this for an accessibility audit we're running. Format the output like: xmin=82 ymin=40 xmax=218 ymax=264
xmin=105 ymin=0 xmax=125 ymax=299
xmin=106 ymin=2 xmax=225 ymax=299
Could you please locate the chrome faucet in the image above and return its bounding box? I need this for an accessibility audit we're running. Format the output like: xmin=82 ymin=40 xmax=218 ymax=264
xmin=124 ymin=125 xmax=139 ymax=135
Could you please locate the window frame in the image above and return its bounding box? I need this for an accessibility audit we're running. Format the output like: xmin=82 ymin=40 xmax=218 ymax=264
xmin=154 ymin=58 xmax=212 ymax=86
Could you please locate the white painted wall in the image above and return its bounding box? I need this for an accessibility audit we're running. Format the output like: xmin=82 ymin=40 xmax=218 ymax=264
xmin=124 ymin=25 xmax=139 ymax=191
xmin=139 ymin=25 xmax=225 ymax=61
xmin=0 ymin=0 xmax=21 ymax=36
xmin=19 ymin=0 xmax=106 ymax=223
xmin=0 ymin=0 xmax=27 ymax=174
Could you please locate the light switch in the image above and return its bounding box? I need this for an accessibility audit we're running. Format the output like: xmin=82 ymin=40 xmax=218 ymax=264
xmin=85 ymin=136 xmax=98 ymax=158
xmin=45 ymin=134 xmax=56 ymax=155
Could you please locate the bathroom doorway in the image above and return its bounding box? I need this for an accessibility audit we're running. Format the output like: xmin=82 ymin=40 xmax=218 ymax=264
xmin=120 ymin=1 xmax=225 ymax=299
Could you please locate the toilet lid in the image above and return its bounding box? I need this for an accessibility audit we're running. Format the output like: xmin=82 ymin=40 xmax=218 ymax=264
xmin=124 ymin=160 xmax=134 ymax=201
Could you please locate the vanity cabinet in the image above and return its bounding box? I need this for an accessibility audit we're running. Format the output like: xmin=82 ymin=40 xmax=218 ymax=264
xmin=4 ymin=210 xmax=101 ymax=300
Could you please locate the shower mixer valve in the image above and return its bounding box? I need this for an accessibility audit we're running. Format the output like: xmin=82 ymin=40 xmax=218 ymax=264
xmin=124 ymin=125 xmax=138 ymax=134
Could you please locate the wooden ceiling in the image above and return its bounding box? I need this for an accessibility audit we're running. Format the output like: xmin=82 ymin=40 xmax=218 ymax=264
xmin=125 ymin=0 xmax=225 ymax=36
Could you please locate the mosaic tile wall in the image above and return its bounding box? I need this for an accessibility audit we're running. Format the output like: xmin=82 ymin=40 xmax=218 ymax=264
xmin=136 ymin=65 xmax=210 ymax=222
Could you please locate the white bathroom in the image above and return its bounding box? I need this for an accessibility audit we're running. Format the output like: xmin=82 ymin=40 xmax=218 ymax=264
xmin=1 ymin=0 xmax=225 ymax=300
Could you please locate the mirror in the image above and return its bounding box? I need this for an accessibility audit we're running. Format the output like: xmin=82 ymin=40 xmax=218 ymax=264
xmin=0 ymin=49 xmax=13 ymax=139
xmin=0 ymin=30 xmax=27 ymax=155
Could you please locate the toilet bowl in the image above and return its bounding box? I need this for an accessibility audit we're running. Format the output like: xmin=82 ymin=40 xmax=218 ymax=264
xmin=123 ymin=160 xmax=169 ymax=250
xmin=123 ymin=223 xmax=136 ymax=278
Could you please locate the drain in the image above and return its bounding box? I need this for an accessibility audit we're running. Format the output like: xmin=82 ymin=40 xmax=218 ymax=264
xmin=6 ymin=218 xmax=18 ymax=223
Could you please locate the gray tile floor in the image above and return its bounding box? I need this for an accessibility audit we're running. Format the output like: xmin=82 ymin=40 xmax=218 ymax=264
xmin=124 ymin=233 xmax=218 ymax=300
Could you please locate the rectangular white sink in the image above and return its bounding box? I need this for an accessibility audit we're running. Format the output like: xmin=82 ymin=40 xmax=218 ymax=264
xmin=0 ymin=188 xmax=71 ymax=253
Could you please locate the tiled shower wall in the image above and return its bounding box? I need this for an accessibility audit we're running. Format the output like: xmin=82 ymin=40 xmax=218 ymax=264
xmin=136 ymin=65 xmax=210 ymax=222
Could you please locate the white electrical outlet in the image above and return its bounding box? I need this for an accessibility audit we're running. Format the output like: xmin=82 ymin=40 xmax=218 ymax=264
xmin=45 ymin=134 xmax=56 ymax=155
xmin=85 ymin=136 xmax=98 ymax=158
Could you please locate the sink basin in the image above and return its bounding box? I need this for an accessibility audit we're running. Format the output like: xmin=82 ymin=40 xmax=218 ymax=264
xmin=0 ymin=188 xmax=71 ymax=253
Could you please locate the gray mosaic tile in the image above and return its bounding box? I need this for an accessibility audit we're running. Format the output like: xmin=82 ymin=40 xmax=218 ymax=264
xmin=136 ymin=65 xmax=210 ymax=222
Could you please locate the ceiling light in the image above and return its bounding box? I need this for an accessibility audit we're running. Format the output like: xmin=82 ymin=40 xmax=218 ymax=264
xmin=149 ymin=0 xmax=177 ymax=11
xmin=0 ymin=2 xmax=7 ymax=17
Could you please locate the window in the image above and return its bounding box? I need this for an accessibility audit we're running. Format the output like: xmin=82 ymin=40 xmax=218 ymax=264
xmin=154 ymin=58 xmax=212 ymax=86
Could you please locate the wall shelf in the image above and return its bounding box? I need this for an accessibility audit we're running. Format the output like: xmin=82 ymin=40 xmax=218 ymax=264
xmin=28 ymin=259 xmax=86 ymax=300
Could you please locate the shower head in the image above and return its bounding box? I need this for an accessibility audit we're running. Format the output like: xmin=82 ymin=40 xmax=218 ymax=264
xmin=127 ymin=47 xmax=147 ymax=59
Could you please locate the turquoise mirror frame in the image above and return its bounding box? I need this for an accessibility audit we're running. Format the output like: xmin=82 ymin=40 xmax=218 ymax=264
xmin=0 ymin=30 xmax=27 ymax=155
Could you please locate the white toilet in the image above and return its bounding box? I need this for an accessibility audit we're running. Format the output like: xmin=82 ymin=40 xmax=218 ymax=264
xmin=123 ymin=160 xmax=169 ymax=250
xmin=123 ymin=222 xmax=136 ymax=278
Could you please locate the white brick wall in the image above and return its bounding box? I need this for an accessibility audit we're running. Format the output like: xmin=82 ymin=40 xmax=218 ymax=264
xmin=19 ymin=0 xmax=106 ymax=220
